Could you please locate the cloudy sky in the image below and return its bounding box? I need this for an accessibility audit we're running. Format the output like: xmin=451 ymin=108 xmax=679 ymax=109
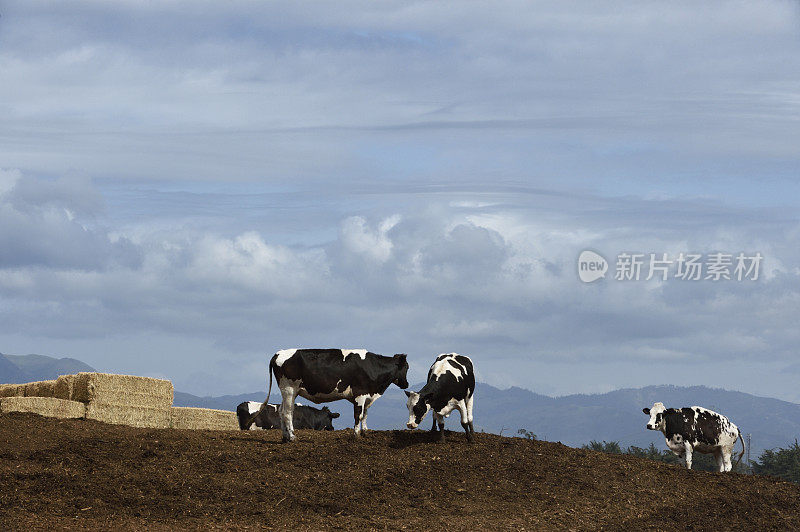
xmin=1 ymin=1 xmax=799 ymax=400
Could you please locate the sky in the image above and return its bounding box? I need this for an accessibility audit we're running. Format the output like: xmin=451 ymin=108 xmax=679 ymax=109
xmin=1 ymin=1 xmax=799 ymax=400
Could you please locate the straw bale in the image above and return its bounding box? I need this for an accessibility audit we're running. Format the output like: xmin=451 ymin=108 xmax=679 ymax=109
xmin=0 ymin=396 xmax=86 ymax=418
xmin=85 ymin=403 xmax=171 ymax=429
xmin=0 ymin=383 xmax=26 ymax=398
xmin=23 ymin=380 xmax=56 ymax=398
xmin=54 ymin=373 xmax=173 ymax=408
xmin=170 ymin=407 xmax=239 ymax=431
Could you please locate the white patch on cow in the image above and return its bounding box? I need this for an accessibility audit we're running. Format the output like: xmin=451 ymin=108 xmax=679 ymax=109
xmin=354 ymin=393 xmax=380 ymax=434
xmin=406 ymin=391 xmax=421 ymax=428
xmin=246 ymin=401 xmax=261 ymax=415
xmin=299 ymin=379 xmax=354 ymax=403
xmin=430 ymin=353 xmax=465 ymax=382
xmin=341 ymin=349 xmax=368 ymax=361
xmin=274 ymin=349 xmax=298 ymax=367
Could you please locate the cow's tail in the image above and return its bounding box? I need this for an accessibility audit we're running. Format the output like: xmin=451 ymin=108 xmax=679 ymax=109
xmin=245 ymin=354 xmax=275 ymax=430
xmin=735 ymin=428 xmax=746 ymax=468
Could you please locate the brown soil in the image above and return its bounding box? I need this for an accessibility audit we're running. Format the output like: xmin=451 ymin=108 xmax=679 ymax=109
xmin=1 ymin=412 xmax=799 ymax=530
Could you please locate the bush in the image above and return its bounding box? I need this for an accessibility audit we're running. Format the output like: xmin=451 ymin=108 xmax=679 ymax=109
xmin=585 ymin=440 xmax=749 ymax=473
xmin=752 ymin=441 xmax=800 ymax=483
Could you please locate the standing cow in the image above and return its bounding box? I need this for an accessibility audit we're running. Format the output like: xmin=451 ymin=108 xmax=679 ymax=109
xmin=405 ymin=353 xmax=476 ymax=442
xmin=643 ymin=402 xmax=745 ymax=472
xmin=237 ymin=401 xmax=340 ymax=431
xmin=248 ymin=348 xmax=409 ymax=442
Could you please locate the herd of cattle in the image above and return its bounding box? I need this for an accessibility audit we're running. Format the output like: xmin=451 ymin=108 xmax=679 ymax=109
xmin=235 ymin=348 xmax=745 ymax=473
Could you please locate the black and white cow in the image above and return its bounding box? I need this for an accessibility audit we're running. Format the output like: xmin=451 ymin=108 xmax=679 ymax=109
xmin=237 ymin=401 xmax=340 ymax=431
xmin=405 ymin=353 xmax=475 ymax=442
xmin=643 ymin=402 xmax=745 ymax=472
xmin=249 ymin=348 xmax=410 ymax=442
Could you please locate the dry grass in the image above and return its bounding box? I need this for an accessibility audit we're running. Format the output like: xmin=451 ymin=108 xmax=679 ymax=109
xmin=0 ymin=397 xmax=86 ymax=418
xmin=85 ymin=403 xmax=171 ymax=429
xmin=170 ymin=407 xmax=239 ymax=431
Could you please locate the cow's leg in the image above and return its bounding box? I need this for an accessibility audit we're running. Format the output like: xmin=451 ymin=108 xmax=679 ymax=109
xmin=714 ymin=450 xmax=725 ymax=472
xmin=279 ymin=384 xmax=298 ymax=443
xmin=435 ymin=412 xmax=445 ymax=434
xmin=683 ymin=442 xmax=693 ymax=470
xmin=467 ymin=394 xmax=475 ymax=434
xmin=430 ymin=415 xmax=438 ymax=432
xmin=722 ymin=449 xmax=733 ymax=472
xmin=353 ymin=396 xmax=367 ymax=436
xmin=361 ymin=396 xmax=373 ymax=433
xmin=457 ymin=400 xmax=473 ymax=443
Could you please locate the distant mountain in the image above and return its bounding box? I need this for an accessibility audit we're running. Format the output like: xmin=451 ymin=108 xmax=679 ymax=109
xmin=173 ymin=382 xmax=800 ymax=458
xmin=0 ymin=355 xmax=28 ymax=384
xmin=5 ymin=351 xmax=799 ymax=458
xmin=0 ymin=353 xmax=96 ymax=384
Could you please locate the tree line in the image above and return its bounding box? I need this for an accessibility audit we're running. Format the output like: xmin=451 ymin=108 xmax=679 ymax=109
xmin=579 ymin=439 xmax=800 ymax=481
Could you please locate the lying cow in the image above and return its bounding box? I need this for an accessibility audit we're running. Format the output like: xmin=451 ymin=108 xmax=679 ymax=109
xmin=237 ymin=401 xmax=340 ymax=431
xmin=248 ymin=348 xmax=410 ymax=442
xmin=405 ymin=353 xmax=476 ymax=442
xmin=643 ymin=402 xmax=745 ymax=472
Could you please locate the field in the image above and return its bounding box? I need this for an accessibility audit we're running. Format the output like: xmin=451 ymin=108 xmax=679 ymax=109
xmin=1 ymin=413 xmax=799 ymax=530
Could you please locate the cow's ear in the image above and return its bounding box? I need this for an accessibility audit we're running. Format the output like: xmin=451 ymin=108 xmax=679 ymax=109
xmin=395 ymin=353 xmax=407 ymax=361
xmin=330 ymin=412 xmax=340 ymax=418
xmin=405 ymin=390 xmax=413 ymax=397
xmin=643 ymin=408 xmax=650 ymax=415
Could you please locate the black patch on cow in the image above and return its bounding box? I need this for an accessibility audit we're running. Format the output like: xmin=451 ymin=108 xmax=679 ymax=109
xmin=272 ymin=349 xmax=409 ymax=401
xmin=663 ymin=407 xmax=723 ymax=447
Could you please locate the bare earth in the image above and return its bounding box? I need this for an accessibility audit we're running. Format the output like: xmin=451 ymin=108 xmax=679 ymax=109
xmin=1 ymin=413 xmax=799 ymax=530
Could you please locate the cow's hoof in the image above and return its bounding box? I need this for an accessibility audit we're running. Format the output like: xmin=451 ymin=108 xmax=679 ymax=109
xmin=282 ymin=435 xmax=296 ymax=443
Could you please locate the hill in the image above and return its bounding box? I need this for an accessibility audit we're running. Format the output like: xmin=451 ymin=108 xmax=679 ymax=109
xmin=0 ymin=353 xmax=95 ymax=383
xmin=0 ymin=413 xmax=798 ymax=530
xmin=176 ymin=383 xmax=800 ymax=457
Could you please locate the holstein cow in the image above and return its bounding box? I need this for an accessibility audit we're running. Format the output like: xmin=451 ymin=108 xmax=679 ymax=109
xmin=237 ymin=401 xmax=340 ymax=431
xmin=405 ymin=353 xmax=476 ymax=442
xmin=643 ymin=402 xmax=745 ymax=472
xmin=249 ymin=348 xmax=410 ymax=442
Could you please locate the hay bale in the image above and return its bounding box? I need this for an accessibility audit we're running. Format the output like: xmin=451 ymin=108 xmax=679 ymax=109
xmin=85 ymin=403 xmax=171 ymax=429
xmin=0 ymin=396 xmax=86 ymax=419
xmin=170 ymin=407 xmax=239 ymax=431
xmin=53 ymin=373 xmax=173 ymax=408
xmin=23 ymin=380 xmax=56 ymax=398
xmin=0 ymin=383 xmax=26 ymax=398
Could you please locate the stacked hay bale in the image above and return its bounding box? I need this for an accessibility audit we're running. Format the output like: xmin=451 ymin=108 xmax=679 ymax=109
xmin=0 ymin=396 xmax=85 ymax=418
xmin=170 ymin=406 xmax=239 ymax=430
xmin=1 ymin=372 xmax=239 ymax=431
xmin=53 ymin=373 xmax=174 ymax=429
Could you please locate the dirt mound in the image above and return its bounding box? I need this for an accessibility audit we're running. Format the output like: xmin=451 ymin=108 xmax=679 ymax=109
xmin=1 ymin=413 xmax=799 ymax=530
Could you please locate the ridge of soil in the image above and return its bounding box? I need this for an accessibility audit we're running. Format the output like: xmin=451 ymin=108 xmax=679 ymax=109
xmin=1 ymin=413 xmax=799 ymax=530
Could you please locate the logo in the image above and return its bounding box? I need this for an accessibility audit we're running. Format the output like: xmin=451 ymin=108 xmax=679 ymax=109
xmin=578 ymin=250 xmax=608 ymax=283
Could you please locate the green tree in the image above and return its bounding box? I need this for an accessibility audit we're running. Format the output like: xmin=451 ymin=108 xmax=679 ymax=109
xmin=752 ymin=441 xmax=800 ymax=483
xmin=517 ymin=428 xmax=537 ymax=441
xmin=583 ymin=440 xmax=622 ymax=454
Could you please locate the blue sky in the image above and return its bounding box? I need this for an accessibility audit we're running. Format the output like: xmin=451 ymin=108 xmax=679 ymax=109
xmin=1 ymin=1 xmax=799 ymax=399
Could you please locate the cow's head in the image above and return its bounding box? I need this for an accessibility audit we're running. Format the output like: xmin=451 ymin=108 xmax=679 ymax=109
xmin=643 ymin=402 xmax=666 ymax=431
xmin=393 ymin=354 xmax=410 ymax=389
xmin=321 ymin=406 xmax=340 ymax=431
xmin=404 ymin=390 xmax=430 ymax=429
